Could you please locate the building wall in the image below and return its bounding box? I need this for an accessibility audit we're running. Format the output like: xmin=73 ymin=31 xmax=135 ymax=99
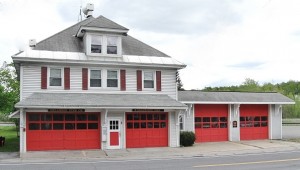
xmin=184 ymin=104 xmax=195 ymax=132
xmin=269 ymin=104 xmax=282 ymax=139
xmin=21 ymin=64 xmax=177 ymax=100
xmin=229 ymin=104 xmax=240 ymax=141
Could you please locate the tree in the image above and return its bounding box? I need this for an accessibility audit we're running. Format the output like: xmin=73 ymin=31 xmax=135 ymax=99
xmin=0 ymin=62 xmax=19 ymax=115
xmin=176 ymin=70 xmax=184 ymax=91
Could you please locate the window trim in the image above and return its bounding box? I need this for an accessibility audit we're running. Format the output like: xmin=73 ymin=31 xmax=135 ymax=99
xmin=143 ymin=70 xmax=156 ymax=90
xmin=48 ymin=67 xmax=64 ymax=88
xmin=88 ymin=68 xmax=103 ymax=88
xmin=86 ymin=33 xmax=121 ymax=57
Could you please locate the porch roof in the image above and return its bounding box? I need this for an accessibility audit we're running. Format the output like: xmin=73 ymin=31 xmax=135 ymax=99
xmin=15 ymin=93 xmax=187 ymax=110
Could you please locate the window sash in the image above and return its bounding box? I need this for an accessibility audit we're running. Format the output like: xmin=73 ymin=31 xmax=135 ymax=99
xmin=107 ymin=36 xmax=118 ymax=54
xmin=144 ymin=71 xmax=154 ymax=88
xmin=91 ymin=36 xmax=102 ymax=53
xmin=90 ymin=70 xmax=101 ymax=87
xmin=107 ymin=70 xmax=118 ymax=87
xmin=50 ymin=68 xmax=62 ymax=86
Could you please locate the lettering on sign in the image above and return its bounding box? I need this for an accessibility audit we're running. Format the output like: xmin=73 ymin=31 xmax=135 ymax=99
xmin=48 ymin=109 xmax=85 ymax=112
xmin=132 ymin=109 xmax=164 ymax=112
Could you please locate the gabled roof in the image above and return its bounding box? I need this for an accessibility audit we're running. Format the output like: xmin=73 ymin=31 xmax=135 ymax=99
xmin=15 ymin=93 xmax=187 ymax=109
xmin=178 ymin=91 xmax=294 ymax=104
xmin=33 ymin=15 xmax=169 ymax=57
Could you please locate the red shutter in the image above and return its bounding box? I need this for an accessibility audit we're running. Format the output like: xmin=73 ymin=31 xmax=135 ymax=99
xmin=82 ymin=68 xmax=88 ymax=90
xmin=64 ymin=67 xmax=70 ymax=90
xmin=120 ymin=70 xmax=126 ymax=91
xmin=137 ymin=70 xmax=142 ymax=91
xmin=41 ymin=67 xmax=47 ymax=89
xmin=156 ymin=71 xmax=161 ymax=91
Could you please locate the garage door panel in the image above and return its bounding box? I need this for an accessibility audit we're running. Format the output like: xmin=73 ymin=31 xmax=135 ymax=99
xmin=240 ymin=105 xmax=268 ymax=140
xmin=27 ymin=112 xmax=100 ymax=151
xmin=194 ymin=104 xmax=228 ymax=143
xmin=126 ymin=112 xmax=168 ymax=148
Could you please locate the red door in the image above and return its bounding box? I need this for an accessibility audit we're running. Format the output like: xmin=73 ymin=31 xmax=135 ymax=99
xmin=194 ymin=104 xmax=228 ymax=142
xmin=108 ymin=119 xmax=121 ymax=149
xmin=240 ymin=105 xmax=268 ymax=140
xmin=126 ymin=112 xmax=168 ymax=148
xmin=26 ymin=112 xmax=100 ymax=151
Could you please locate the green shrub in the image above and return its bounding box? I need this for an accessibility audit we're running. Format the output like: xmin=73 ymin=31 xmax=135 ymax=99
xmin=180 ymin=131 xmax=195 ymax=147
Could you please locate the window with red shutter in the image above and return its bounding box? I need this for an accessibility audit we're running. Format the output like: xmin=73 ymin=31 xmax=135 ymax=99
xmin=41 ymin=67 xmax=47 ymax=89
xmin=64 ymin=67 xmax=70 ymax=90
xmin=156 ymin=71 xmax=161 ymax=91
xmin=82 ymin=68 xmax=88 ymax=90
xmin=120 ymin=70 xmax=126 ymax=91
xmin=137 ymin=70 xmax=142 ymax=91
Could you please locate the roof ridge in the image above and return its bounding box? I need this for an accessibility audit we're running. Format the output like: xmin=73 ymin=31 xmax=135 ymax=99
xmin=83 ymin=15 xmax=129 ymax=30
xmin=126 ymin=35 xmax=170 ymax=57
xmin=34 ymin=17 xmax=95 ymax=47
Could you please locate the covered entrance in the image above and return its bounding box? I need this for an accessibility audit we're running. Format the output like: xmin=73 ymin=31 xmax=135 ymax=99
xmin=240 ymin=104 xmax=268 ymax=140
xmin=194 ymin=104 xmax=228 ymax=142
xmin=26 ymin=112 xmax=100 ymax=151
xmin=126 ymin=112 xmax=168 ymax=148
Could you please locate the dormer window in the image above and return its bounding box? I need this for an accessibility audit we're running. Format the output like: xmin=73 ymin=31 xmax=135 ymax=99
xmin=107 ymin=36 xmax=117 ymax=54
xmin=85 ymin=34 xmax=121 ymax=57
xmin=91 ymin=36 xmax=102 ymax=53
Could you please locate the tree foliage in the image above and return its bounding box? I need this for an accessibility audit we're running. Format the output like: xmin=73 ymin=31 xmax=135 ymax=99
xmin=0 ymin=62 xmax=19 ymax=115
xmin=176 ymin=70 xmax=184 ymax=91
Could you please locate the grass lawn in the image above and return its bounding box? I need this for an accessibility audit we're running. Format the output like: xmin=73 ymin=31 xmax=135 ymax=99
xmin=0 ymin=126 xmax=19 ymax=152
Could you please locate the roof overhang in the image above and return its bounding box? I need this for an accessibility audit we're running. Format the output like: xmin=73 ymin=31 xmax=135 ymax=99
xmin=76 ymin=26 xmax=129 ymax=37
xmin=180 ymin=101 xmax=295 ymax=105
xmin=15 ymin=93 xmax=187 ymax=110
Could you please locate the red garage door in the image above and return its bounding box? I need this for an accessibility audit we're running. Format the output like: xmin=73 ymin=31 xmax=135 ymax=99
xmin=194 ymin=104 xmax=228 ymax=142
xmin=27 ymin=112 xmax=100 ymax=151
xmin=240 ymin=105 xmax=268 ymax=140
xmin=126 ymin=112 xmax=168 ymax=148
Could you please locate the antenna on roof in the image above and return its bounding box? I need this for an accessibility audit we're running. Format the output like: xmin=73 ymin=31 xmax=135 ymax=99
xmin=78 ymin=4 xmax=82 ymax=22
xmin=82 ymin=3 xmax=94 ymax=18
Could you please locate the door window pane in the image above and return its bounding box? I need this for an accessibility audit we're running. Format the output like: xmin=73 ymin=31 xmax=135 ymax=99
xmin=65 ymin=114 xmax=75 ymax=121
xmin=29 ymin=114 xmax=40 ymax=121
xmin=41 ymin=123 xmax=52 ymax=130
xmin=29 ymin=123 xmax=40 ymax=130
xmin=88 ymin=123 xmax=98 ymax=129
xmin=53 ymin=123 xmax=64 ymax=130
xmin=53 ymin=114 xmax=64 ymax=121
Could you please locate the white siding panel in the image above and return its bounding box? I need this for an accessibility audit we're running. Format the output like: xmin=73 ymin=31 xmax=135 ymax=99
xmin=184 ymin=104 xmax=195 ymax=132
xmin=21 ymin=64 xmax=178 ymax=100
xmin=22 ymin=66 xmax=42 ymax=100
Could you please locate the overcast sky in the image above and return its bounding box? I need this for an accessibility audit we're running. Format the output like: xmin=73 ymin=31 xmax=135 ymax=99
xmin=1 ymin=0 xmax=300 ymax=90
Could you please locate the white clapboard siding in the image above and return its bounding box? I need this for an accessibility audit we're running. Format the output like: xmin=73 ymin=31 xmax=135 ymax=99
xmin=21 ymin=64 xmax=177 ymax=100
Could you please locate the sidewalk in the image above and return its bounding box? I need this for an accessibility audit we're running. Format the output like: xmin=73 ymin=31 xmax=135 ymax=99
xmin=2 ymin=140 xmax=300 ymax=162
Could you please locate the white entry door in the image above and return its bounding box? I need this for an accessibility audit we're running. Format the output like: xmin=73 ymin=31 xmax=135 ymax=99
xmin=108 ymin=119 xmax=121 ymax=149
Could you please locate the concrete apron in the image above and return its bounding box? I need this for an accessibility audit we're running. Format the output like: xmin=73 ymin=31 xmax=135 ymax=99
xmin=12 ymin=140 xmax=300 ymax=161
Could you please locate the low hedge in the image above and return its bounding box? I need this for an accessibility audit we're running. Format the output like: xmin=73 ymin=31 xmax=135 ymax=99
xmin=180 ymin=131 xmax=195 ymax=147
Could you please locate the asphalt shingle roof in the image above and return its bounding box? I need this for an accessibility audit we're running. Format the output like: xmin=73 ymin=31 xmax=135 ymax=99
xmin=15 ymin=93 xmax=187 ymax=109
xmin=33 ymin=15 xmax=169 ymax=57
xmin=178 ymin=91 xmax=294 ymax=104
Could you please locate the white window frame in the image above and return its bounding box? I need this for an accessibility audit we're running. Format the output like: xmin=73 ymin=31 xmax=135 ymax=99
xmin=89 ymin=69 xmax=102 ymax=88
xmin=90 ymin=35 xmax=103 ymax=54
xmin=179 ymin=115 xmax=185 ymax=131
xmin=143 ymin=70 xmax=156 ymax=90
xmin=86 ymin=33 xmax=122 ymax=57
xmin=106 ymin=70 xmax=119 ymax=88
xmin=48 ymin=67 xmax=64 ymax=89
